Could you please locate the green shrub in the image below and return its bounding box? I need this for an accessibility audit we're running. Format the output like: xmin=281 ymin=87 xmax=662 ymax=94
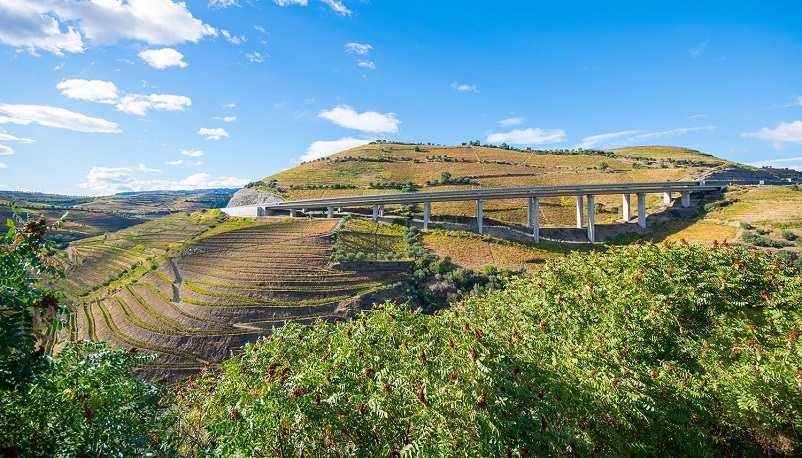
xmin=781 ymin=230 xmax=797 ymax=241
xmin=739 ymin=222 xmax=754 ymax=230
xmin=175 ymin=242 xmax=802 ymax=456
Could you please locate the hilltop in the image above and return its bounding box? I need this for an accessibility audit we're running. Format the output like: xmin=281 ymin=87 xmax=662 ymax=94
xmin=254 ymin=144 xmax=737 ymax=229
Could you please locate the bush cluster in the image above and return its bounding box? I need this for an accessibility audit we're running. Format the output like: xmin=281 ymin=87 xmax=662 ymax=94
xmin=175 ymin=241 xmax=802 ymax=456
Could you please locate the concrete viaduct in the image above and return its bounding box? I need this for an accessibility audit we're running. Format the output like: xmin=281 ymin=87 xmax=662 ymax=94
xmin=225 ymin=181 xmax=722 ymax=243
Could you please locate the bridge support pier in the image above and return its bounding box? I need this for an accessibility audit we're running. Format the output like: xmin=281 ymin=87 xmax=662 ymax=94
xmin=379 ymin=205 xmax=385 ymax=217
xmin=587 ymin=195 xmax=596 ymax=243
xmin=532 ymin=197 xmax=541 ymax=243
xmin=337 ymin=207 xmax=343 ymax=213
xmin=327 ymin=206 xmax=334 ymax=218
xmin=289 ymin=208 xmax=296 ymax=218
xmin=681 ymin=191 xmax=690 ymax=208
xmin=527 ymin=198 xmax=534 ymax=229
xmin=423 ymin=201 xmax=431 ymax=230
xmin=663 ymin=192 xmax=672 ymax=205
xmin=477 ymin=199 xmax=484 ymax=235
xmin=576 ymin=195 xmax=584 ymax=228
xmin=637 ymin=193 xmax=647 ymax=228
xmin=372 ymin=204 xmax=378 ymax=222
xmin=622 ymin=194 xmax=631 ymax=222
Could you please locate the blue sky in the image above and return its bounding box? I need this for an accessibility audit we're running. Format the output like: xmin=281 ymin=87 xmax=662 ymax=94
xmin=1 ymin=1 xmax=801 ymax=195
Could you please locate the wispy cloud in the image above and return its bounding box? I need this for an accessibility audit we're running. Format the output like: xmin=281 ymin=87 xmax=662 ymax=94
xmin=197 ymin=128 xmax=230 ymax=140
xmin=116 ymin=94 xmax=191 ymax=116
xmin=180 ymin=149 xmax=205 ymax=157
xmin=747 ymin=156 xmax=802 ymax=171
xmin=358 ymin=59 xmax=375 ymax=69
xmin=273 ymin=0 xmax=350 ymax=15
xmin=345 ymin=42 xmax=372 ymax=55
xmin=742 ymin=120 xmax=802 ymax=149
xmin=138 ymin=163 xmax=161 ymax=173
xmin=212 ymin=116 xmax=237 ymax=122
xmin=497 ymin=117 xmax=524 ymax=127
xmin=451 ymin=82 xmax=479 ymax=93
xmin=689 ymin=39 xmax=709 ymax=58
xmin=603 ymin=126 xmax=715 ymax=148
xmin=246 ymin=52 xmax=265 ymax=63
xmin=300 ymin=137 xmax=371 ymax=162
xmin=318 ymin=105 xmax=400 ymax=134
xmin=0 ymin=132 xmax=35 ymax=144
xmin=576 ymin=130 xmax=640 ymax=149
xmin=486 ymin=127 xmax=566 ymax=146
xmin=209 ymin=0 xmax=238 ymax=8
xmin=221 ymin=30 xmax=246 ymax=44
xmin=0 ymin=104 xmax=121 ymax=133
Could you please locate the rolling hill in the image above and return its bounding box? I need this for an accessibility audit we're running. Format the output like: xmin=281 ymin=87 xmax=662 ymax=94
xmin=47 ymin=144 xmax=802 ymax=379
xmin=256 ymin=144 xmax=734 ymax=229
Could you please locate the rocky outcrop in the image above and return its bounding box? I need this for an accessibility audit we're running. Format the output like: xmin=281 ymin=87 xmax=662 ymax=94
xmin=225 ymin=188 xmax=285 ymax=207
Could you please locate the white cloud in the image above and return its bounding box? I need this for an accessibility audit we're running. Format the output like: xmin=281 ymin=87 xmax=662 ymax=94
xmin=748 ymin=156 xmax=802 ymax=170
xmin=221 ymin=30 xmax=245 ymax=44
xmin=358 ymin=59 xmax=375 ymax=69
xmin=253 ymin=25 xmax=267 ymax=34
xmin=53 ymin=62 xmax=65 ymax=71
xmin=116 ymin=94 xmax=191 ymax=116
xmin=688 ymin=114 xmax=707 ymax=119
xmin=0 ymin=1 xmax=84 ymax=55
xmin=300 ymin=137 xmax=370 ymax=162
xmin=0 ymin=0 xmax=217 ymax=55
xmin=576 ymin=130 xmax=640 ymax=149
xmin=0 ymin=145 xmax=13 ymax=155
xmin=604 ymin=126 xmax=715 ymax=148
xmin=486 ymin=127 xmax=566 ymax=145
xmin=273 ymin=0 xmax=349 ymax=14
xmin=223 ymin=103 xmax=236 ymax=109
xmin=209 ymin=0 xmax=238 ymax=8
xmin=451 ymin=82 xmax=479 ymax=93
xmin=0 ymin=104 xmax=121 ymax=133
xmin=56 ymin=78 xmax=191 ymax=117
xmin=0 ymin=162 xmax=6 ymax=168
xmin=318 ymin=105 xmax=400 ymax=134
xmin=180 ymin=149 xmax=205 ymax=157
xmin=321 ymin=0 xmax=350 ymax=15
xmin=345 ymin=42 xmax=371 ymax=55
xmin=497 ymin=117 xmax=524 ymax=126
xmin=138 ymin=163 xmax=161 ymax=173
xmin=166 ymin=159 xmax=184 ymax=165
xmin=197 ymin=128 xmax=229 ymax=140
xmin=77 ymin=166 xmax=248 ymax=194
xmin=742 ymin=121 xmax=802 ymax=149
xmin=246 ymin=52 xmax=264 ymax=63
xmin=138 ymin=48 xmax=187 ymax=68
xmin=57 ymin=79 xmax=119 ymax=103
xmin=0 ymin=116 xmax=31 ymax=125
xmin=212 ymin=116 xmax=237 ymax=122
xmin=0 ymin=132 xmax=35 ymax=144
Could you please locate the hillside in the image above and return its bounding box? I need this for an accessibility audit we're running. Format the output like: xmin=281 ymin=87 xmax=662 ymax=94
xmin=257 ymin=144 xmax=734 ymax=229
xmin=0 ymin=189 xmax=235 ymax=244
xmin=57 ymin=212 xmax=408 ymax=378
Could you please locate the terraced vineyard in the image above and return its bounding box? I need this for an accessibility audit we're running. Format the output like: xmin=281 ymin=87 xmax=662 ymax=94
xmin=259 ymin=144 xmax=735 ymax=227
xmin=60 ymin=215 xmax=409 ymax=378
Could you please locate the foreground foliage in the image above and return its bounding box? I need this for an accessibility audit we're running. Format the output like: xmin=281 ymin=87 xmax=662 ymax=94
xmin=0 ymin=214 xmax=175 ymax=457
xmin=175 ymin=241 xmax=802 ymax=456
